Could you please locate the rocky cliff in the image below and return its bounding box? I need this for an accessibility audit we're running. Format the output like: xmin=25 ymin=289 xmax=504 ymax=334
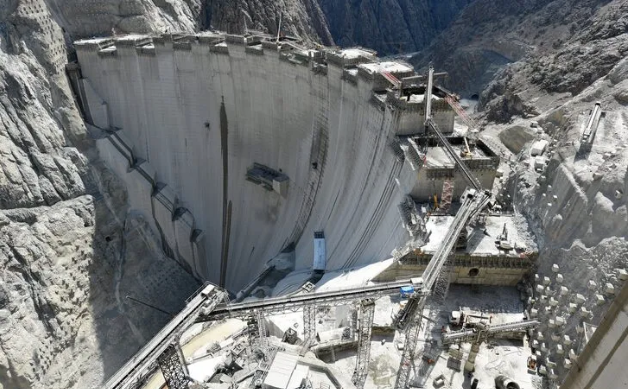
xmin=317 ymin=0 xmax=472 ymax=54
xmin=472 ymin=0 xmax=628 ymax=382
xmin=411 ymin=0 xmax=613 ymax=98
xmin=0 ymin=1 xmax=201 ymax=388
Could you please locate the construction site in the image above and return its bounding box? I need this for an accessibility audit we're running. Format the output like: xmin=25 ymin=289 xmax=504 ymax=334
xmin=66 ymin=30 xmax=625 ymax=389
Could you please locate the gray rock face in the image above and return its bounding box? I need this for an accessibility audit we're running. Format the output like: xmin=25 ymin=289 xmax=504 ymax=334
xmin=317 ymin=0 xmax=472 ymax=54
xmin=411 ymin=0 xmax=612 ymax=97
xmin=477 ymin=0 xmax=628 ymax=121
xmin=0 ymin=1 xmax=200 ymax=388
xmin=201 ymin=0 xmax=472 ymax=54
xmin=47 ymin=0 xmax=201 ymax=37
xmin=201 ymin=0 xmax=333 ymax=44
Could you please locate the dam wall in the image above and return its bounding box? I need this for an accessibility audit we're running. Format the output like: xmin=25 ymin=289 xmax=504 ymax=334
xmin=74 ymin=34 xmax=424 ymax=290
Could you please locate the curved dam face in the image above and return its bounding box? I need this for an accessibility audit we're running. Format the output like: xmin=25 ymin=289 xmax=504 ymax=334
xmin=73 ymin=33 xmax=437 ymax=291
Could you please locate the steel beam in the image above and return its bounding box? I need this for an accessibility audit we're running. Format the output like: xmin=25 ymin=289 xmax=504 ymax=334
xmin=157 ymin=344 xmax=189 ymax=389
xmin=353 ymin=299 xmax=376 ymax=389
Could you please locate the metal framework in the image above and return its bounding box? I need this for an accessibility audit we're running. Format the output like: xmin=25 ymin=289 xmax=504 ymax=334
xmin=199 ymin=278 xmax=423 ymax=321
xmin=393 ymin=67 xmax=493 ymax=389
xmin=303 ymin=305 xmax=317 ymax=345
xmin=394 ymin=298 xmax=427 ymax=389
xmin=156 ymin=344 xmax=189 ymax=389
xmin=353 ymin=299 xmax=376 ymax=388
xmin=257 ymin=310 xmax=267 ymax=347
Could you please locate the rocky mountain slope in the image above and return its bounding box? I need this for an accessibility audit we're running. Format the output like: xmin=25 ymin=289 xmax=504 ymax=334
xmin=316 ymin=0 xmax=472 ymax=54
xmin=469 ymin=0 xmax=627 ymax=383
xmin=410 ymin=0 xmax=615 ymax=97
xmin=201 ymin=0 xmax=473 ymax=54
xmin=0 ymin=1 xmax=202 ymax=388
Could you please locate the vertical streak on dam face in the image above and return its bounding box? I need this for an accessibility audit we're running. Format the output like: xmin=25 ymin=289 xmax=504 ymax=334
xmin=219 ymin=97 xmax=230 ymax=287
xmin=74 ymin=36 xmax=423 ymax=290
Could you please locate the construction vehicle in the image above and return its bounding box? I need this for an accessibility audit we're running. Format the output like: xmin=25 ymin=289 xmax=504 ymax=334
xmin=460 ymin=137 xmax=473 ymax=158
xmin=449 ymin=310 xmax=490 ymax=327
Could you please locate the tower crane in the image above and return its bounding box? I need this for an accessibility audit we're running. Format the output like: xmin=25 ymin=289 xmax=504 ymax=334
xmin=393 ymin=66 xmax=492 ymax=389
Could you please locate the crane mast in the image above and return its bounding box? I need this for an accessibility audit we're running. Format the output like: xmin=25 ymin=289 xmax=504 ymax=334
xmin=393 ymin=66 xmax=491 ymax=389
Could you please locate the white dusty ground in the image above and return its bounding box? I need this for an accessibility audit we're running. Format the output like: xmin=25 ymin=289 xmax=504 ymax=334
xmin=326 ymin=285 xmax=532 ymax=389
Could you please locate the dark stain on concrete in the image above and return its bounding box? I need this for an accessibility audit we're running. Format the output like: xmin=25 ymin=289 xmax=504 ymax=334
xmin=219 ymin=97 xmax=231 ymax=287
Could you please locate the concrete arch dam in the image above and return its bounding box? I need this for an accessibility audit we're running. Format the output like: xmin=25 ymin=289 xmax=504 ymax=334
xmin=73 ymin=33 xmax=430 ymax=291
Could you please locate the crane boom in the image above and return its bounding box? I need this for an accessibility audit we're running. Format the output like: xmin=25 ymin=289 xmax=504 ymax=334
xmin=393 ymin=66 xmax=492 ymax=389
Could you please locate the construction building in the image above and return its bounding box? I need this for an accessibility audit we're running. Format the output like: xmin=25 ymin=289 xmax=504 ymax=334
xmin=67 ymin=31 xmax=591 ymax=389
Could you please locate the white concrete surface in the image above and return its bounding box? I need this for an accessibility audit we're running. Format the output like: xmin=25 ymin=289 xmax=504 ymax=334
xmin=76 ymin=36 xmax=418 ymax=290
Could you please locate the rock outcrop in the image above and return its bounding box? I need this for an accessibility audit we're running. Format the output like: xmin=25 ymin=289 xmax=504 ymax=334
xmin=411 ymin=0 xmax=613 ymax=98
xmin=0 ymin=1 xmax=200 ymax=388
xmin=201 ymin=0 xmax=333 ymax=44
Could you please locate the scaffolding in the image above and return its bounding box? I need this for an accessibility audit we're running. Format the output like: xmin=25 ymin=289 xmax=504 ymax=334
xmin=302 ymin=305 xmax=317 ymax=353
xmin=394 ymin=298 xmax=427 ymax=389
xmin=156 ymin=344 xmax=189 ymax=389
xmin=352 ymin=299 xmax=376 ymax=389
xmin=257 ymin=310 xmax=267 ymax=348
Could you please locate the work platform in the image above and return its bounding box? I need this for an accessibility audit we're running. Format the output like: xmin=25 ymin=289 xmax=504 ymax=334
xmin=376 ymin=215 xmax=537 ymax=286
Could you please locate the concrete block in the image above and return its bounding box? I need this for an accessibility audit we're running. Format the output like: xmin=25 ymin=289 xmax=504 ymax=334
xmin=549 ymin=369 xmax=558 ymax=380
xmin=569 ymin=349 xmax=578 ymax=362
xmin=559 ymin=286 xmax=569 ymax=296
xmin=537 ymin=332 xmax=545 ymax=340
xmin=617 ymin=268 xmax=628 ymax=281
xmin=153 ymin=183 xmax=177 ymax=211
xmin=556 ymin=345 xmax=564 ymax=354
xmin=552 ymin=264 xmax=560 ymax=273
xmin=556 ymin=273 xmax=564 ymax=283
xmin=555 ymin=316 xmax=565 ymax=326
xmin=174 ymin=210 xmax=195 ymax=265
xmin=136 ymin=159 xmax=156 ymax=182
xmin=541 ymin=342 xmax=548 ymax=352
xmin=564 ymin=359 xmax=572 ymax=369
xmin=530 ymin=308 xmax=538 ymax=318
xmin=576 ymin=324 xmax=584 ymax=334
xmin=579 ymin=307 xmax=590 ymax=317
xmin=551 ymin=333 xmax=560 ymax=342
xmin=534 ymin=274 xmax=540 ymax=282
xmin=575 ymin=294 xmax=586 ymax=304
xmin=538 ymin=365 xmax=547 ymax=376
xmin=549 ymin=297 xmax=558 ymax=306
xmin=532 ymin=340 xmax=539 ymax=348
xmin=548 ymin=319 xmax=556 ymax=328
xmin=563 ymin=335 xmax=572 ymax=346
xmin=588 ymin=280 xmax=597 ymax=290
xmin=536 ymin=284 xmax=545 ymax=293
xmin=606 ymin=283 xmax=616 ymax=294
xmin=595 ymin=294 xmax=605 ymax=305
xmin=543 ymin=276 xmax=551 ymax=285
